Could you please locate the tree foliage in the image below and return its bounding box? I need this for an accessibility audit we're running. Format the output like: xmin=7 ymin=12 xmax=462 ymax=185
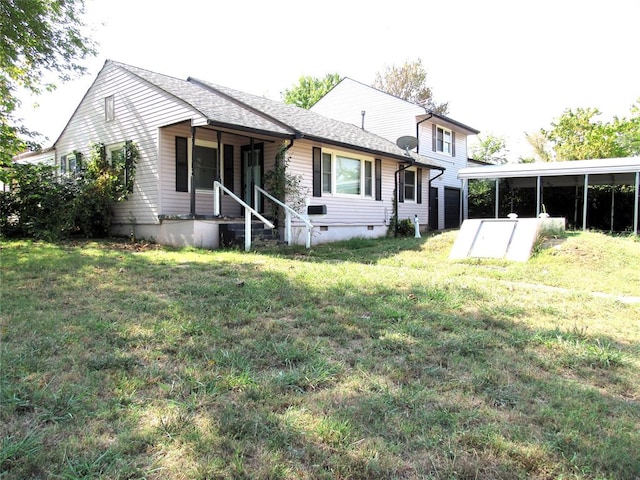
xmin=0 ymin=0 xmax=96 ymax=170
xmin=372 ymin=58 xmax=448 ymax=114
xmin=524 ymin=131 xmax=553 ymax=163
xmin=282 ymin=73 xmax=341 ymax=109
xmin=469 ymin=134 xmax=508 ymax=164
xmin=534 ymin=100 xmax=640 ymax=161
xmin=0 ymin=142 xmax=138 ymax=240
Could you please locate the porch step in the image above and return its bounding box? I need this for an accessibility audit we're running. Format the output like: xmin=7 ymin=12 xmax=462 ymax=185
xmin=219 ymin=222 xmax=281 ymax=249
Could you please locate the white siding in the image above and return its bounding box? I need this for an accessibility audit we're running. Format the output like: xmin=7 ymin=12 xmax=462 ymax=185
xmin=55 ymin=62 xmax=205 ymax=225
xmin=158 ymin=125 xmax=293 ymax=217
xmin=285 ymin=139 xmax=430 ymax=244
xmin=312 ymin=79 xmax=422 ymax=143
xmin=417 ymin=121 xmax=468 ymax=229
xmin=313 ymin=78 xmax=474 ymax=230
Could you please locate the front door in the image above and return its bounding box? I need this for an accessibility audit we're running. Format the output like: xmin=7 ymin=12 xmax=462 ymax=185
xmin=241 ymin=143 xmax=264 ymax=212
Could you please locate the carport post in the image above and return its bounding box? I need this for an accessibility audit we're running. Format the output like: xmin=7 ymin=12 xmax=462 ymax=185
xmin=610 ymin=185 xmax=615 ymax=233
xmin=634 ymin=171 xmax=639 ymax=235
xmin=536 ymin=176 xmax=541 ymax=216
xmin=582 ymin=174 xmax=589 ymax=231
xmin=495 ymin=179 xmax=499 ymax=218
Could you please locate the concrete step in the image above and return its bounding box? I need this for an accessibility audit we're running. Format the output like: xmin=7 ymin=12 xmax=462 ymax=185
xmin=219 ymin=222 xmax=280 ymax=248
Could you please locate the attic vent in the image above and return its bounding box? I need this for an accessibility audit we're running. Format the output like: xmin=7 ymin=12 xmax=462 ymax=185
xmin=105 ymin=95 xmax=115 ymax=122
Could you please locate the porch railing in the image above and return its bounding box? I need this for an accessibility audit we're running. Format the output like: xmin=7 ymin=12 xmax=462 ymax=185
xmin=213 ymin=181 xmax=274 ymax=252
xmin=254 ymin=185 xmax=313 ymax=248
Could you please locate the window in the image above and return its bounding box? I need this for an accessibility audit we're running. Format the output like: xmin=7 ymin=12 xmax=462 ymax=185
xmin=175 ymin=137 xmax=224 ymax=192
xmin=322 ymin=152 xmax=332 ymax=193
xmin=333 ymin=155 xmax=372 ymax=196
xmin=106 ymin=142 xmax=134 ymax=193
xmin=364 ymin=161 xmax=373 ymax=197
xmin=108 ymin=143 xmax=125 ymax=166
xmin=59 ymin=153 xmax=79 ymax=176
xmin=436 ymin=126 xmax=452 ymax=155
xmin=315 ymin=149 xmax=373 ymax=197
xmin=193 ymin=144 xmax=217 ymax=190
xmin=404 ymin=170 xmax=416 ymax=201
xmin=105 ymin=95 xmax=115 ymax=122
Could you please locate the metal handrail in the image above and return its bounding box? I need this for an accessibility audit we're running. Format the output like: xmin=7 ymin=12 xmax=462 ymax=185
xmin=255 ymin=185 xmax=313 ymax=248
xmin=213 ymin=181 xmax=274 ymax=251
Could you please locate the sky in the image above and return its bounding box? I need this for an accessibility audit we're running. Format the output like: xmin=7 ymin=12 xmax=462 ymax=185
xmin=15 ymin=0 xmax=640 ymax=161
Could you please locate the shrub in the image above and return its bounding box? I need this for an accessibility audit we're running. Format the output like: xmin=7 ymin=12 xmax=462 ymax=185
xmin=0 ymin=142 xmax=138 ymax=240
xmin=387 ymin=217 xmax=414 ymax=237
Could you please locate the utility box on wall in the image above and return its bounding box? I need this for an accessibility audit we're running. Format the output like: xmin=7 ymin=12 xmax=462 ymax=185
xmin=307 ymin=205 xmax=327 ymax=215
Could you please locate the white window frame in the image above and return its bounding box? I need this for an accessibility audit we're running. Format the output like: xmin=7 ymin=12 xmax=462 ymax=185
xmin=320 ymin=149 xmax=373 ymax=198
xmin=322 ymin=152 xmax=332 ymax=194
xmin=404 ymin=168 xmax=416 ymax=202
xmin=107 ymin=142 xmax=126 ymax=166
xmin=188 ymin=139 xmax=221 ymax=193
xmin=436 ymin=125 xmax=453 ymax=155
xmin=59 ymin=152 xmax=78 ymax=176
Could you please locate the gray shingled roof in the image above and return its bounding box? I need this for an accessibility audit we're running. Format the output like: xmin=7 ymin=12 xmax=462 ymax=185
xmin=114 ymin=61 xmax=292 ymax=136
xmin=112 ymin=60 xmax=441 ymax=167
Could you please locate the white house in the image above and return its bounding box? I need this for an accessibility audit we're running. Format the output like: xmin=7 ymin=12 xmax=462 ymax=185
xmin=36 ymin=60 xmax=446 ymax=249
xmin=311 ymin=78 xmax=479 ymax=230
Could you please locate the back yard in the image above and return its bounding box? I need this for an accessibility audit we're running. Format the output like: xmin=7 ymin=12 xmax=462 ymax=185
xmin=1 ymin=231 xmax=639 ymax=479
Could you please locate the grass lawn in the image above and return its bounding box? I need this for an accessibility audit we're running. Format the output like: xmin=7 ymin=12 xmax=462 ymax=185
xmin=1 ymin=230 xmax=639 ymax=479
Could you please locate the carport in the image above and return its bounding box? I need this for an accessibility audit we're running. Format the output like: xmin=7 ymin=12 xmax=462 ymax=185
xmin=458 ymin=157 xmax=640 ymax=235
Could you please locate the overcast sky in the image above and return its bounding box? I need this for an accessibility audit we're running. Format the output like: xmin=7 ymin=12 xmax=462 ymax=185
xmin=15 ymin=0 xmax=640 ymax=161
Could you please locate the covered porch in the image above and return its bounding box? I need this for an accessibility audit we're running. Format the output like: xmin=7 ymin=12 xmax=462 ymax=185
xmin=152 ymin=121 xmax=311 ymax=250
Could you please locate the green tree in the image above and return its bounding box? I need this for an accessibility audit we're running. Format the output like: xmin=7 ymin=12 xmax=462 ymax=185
xmin=372 ymin=58 xmax=448 ymax=114
xmin=538 ymin=106 xmax=633 ymax=161
xmin=469 ymin=133 xmax=508 ymax=164
xmin=0 ymin=0 xmax=96 ymax=173
xmin=282 ymin=73 xmax=342 ymax=109
xmin=616 ymin=98 xmax=640 ymax=156
xmin=524 ymin=131 xmax=553 ymax=163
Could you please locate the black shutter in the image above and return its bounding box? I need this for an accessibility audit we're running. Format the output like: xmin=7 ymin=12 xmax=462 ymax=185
xmin=451 ymin=131 xmax=456 ymax=157
xmin=398 ymin=169 xmax=405 ymax=203
xmin=375 ymin=158 xmax=382 ymax=201
xmin=223 ymin=144 xmax=234 ymax=192
xmin=416 ymin=168 xmax=423 ymax=204
xmin=75 ymin=151 xmax=83 ymax=173
xmin=312 ymin=147 xmax=321 ymax=197
xmin=175 ymin=137 xmax=188 ymax=192
xmin=432 ymin=124 xmax=437 ymax=152
xmin=124 ymin=142 xmax=133 ymax=193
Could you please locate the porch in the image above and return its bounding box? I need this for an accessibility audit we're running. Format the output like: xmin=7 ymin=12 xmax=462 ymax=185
xmin=151 ymin=183 xmax=312 ymax=251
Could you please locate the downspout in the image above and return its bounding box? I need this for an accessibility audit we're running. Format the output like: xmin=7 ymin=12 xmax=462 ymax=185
xmin=428 ymin=168 xmax=445 ymax=230
xmin=216 ymin=130 xmax=222 ymax=183
xmin=190 ymin=126 xmax=196 ymax=216
xmin=283 ymin=138 xmax=294 ymax=152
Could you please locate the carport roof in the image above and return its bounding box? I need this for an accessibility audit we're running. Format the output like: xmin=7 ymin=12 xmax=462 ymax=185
xmin=458 ymin=157 xmax=640 ymax=186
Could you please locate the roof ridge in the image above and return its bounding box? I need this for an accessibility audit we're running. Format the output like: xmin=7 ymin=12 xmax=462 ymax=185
xmin=187 ymin=77 xmax=299 ymax=137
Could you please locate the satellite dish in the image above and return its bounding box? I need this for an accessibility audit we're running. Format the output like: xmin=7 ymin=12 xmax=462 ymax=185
xmin=396 ymin=136 xmax=418 ymax=155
